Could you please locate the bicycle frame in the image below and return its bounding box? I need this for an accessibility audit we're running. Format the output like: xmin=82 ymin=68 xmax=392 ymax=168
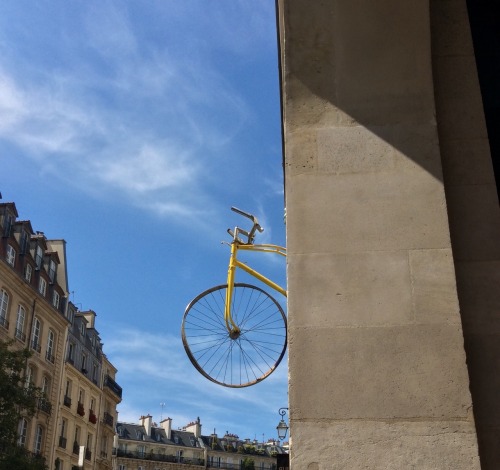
xmin=224 ymin=241 xmax=287 ymax=335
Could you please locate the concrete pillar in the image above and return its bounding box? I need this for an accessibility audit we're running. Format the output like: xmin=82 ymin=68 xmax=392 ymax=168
xmin=278 ymin=1 xmax=486 ymax=467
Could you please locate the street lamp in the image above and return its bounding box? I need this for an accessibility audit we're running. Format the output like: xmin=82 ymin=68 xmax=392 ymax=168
xmin=276 ymin=408 xmax=289 ymax=441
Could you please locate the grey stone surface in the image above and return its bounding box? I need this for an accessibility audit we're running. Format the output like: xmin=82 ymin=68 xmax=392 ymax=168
xmin=291 ymin=420 xmax=480 ymax=470
xmin=286 ymin=170 xmax=451 ymax=255
xmin=288 ymin=325 xmax=473 ymax=421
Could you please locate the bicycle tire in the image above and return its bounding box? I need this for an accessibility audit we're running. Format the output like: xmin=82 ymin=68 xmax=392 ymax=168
xmin=181 ymin=283 xmax=287 ymax=388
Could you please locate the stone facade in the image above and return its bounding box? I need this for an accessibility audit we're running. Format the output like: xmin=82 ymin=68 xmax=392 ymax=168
xmin=277 ymin=1 xmax=499 ymax=468
xmin=0 ymin=200 xmax=121 ymax=470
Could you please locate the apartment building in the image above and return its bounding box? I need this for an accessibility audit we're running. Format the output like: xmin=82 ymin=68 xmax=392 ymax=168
xmin=0 ymin=202 xmax=69 ymax=467
xmin=0 ymin=200 xmax=121 ymax=470
xmin=115 ymin=415 xmax=282 ymax=470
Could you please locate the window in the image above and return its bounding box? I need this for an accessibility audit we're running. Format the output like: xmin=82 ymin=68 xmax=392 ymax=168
xmin=35 ymin=246 xmax=43 ymax=269
xmin=48 ymin=260 xmax=56 ymax=282
xmin=20 ymin=230 xmax=30 ymax=254
xmin=79 ymin=389 xmax=85 ymax=404
xmin=41 ymin=376 xmax=50 ymax=396
xmin=52 ymin=291 xmax=60 ymax=309
xmin=81 ymin=354 xmax=87 ymax=373
xmin=34 ymin=425 xmax=43 ymax=454
xmin=65 ymin=380 xmax=72 ymax=397
xmin=24 ymin=264 xmax=33 ymax=283
xmin=0 ymin=289 xmax=9 ymax=329
xmin=15 ymin=305 xmax=26 ymax=340
xmin=18 ymin=418 xmax=28 ymax=447
xmin=67 ymin=306 xmax=75 ymax=324
xmin=68 ymin=343 xmax=75 ymax=363
xmin=6 ymin=244 xmax=16 ymax=267
xmin=92 ymin=363 xmax=98 ymax=382
xmin=119 ymin=465 xmax=126 ymax=470
xmin=38 ymin=277 xmax=47 ymax=296
xmin=80 ymin=321 xmax=85 ymax=336
xmin=25 ymin=366 xmax=33 ymax=388
xmin=3 ymin=213 xmax=13 ymax=236
xmin=31 ymin=317 xmax=41 ymax=352
xmin=137 ymin=445 xmax=145 ymax=457
xmin=46 ymin=330 xmax=55 ymax=363
xmin=74 ymin=425 xmax=81 ymax=445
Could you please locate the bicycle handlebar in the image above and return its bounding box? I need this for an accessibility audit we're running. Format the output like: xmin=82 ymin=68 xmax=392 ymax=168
xmin=228 ymin=206 xmax=264 ymax=244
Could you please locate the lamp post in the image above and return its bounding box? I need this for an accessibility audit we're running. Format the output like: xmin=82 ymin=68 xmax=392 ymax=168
xmin=276 ymin=408 xmax=289 ymax=441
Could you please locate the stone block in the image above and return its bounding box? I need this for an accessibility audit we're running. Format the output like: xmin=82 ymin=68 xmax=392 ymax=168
xmin=440 ymin=137 xmax=496 ymax=187
xmin=288 ymin=324 xmax=472 ymax=420
xmin=286 ymin=170 xmax=451 ymax=255
xmin=430 ymin=0 xmax=475 ymax=58
xmin=409 ymin=248 xmax=461 ymax=324
xmin=287 ymin=251 xmax=412 ymax=328
xmin=455 ymin=260 xmax=500 ymax=334
xmin=290 ymin=420 xmax=480 ymax=470
xmin=446 ymin=183 xmax=500 ymax=261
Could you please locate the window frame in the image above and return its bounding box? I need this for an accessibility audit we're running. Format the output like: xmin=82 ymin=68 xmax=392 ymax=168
xmin=46 ymin=329 xmax=55 ymax=363
xmin=0 ymin=289 xmax=9 ymax=328
xmin=34 ymin=424 xmax=43 ymax=454
xmin=31 ymin=317 xmax=41 ymax=352
xmin=18 ymin=418 xmax=28 ymax=447
xmin=6 ymin=244 xmax=16 ymax=267
xmin=15 ymin=304 xmax=26 ymax=340
xmin=25 ymin=263 xmax=33 ymax=283
xmin=38 ymin=277 xmax=47 ymax=296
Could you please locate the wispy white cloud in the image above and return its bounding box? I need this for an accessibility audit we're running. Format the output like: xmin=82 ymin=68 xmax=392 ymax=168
xmin=0 ymin=2 xmax=261 ymax=224
xmin=106 ymin=327 xmax=287 ymax=439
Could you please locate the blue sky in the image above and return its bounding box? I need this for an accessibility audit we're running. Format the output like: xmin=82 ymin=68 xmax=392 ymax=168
xmin=0 ymin=1 xmax=288 ymax=442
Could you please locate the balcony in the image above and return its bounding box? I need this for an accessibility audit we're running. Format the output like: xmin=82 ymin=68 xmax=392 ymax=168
xmin=15 ymin=328 xmax=26 ymax=342
xmin=103 ymin=412 xmax=114 ymax=428
xmin=77 ymin=402 xmax=85 ymax=417
xmin=85 ymin=449 xmax=91 ymax=461
xmin=63 ymin=395 xmax=72 ymax=408
xmin=30 ymin=340 xmax=41 ymax=353
xmin=115 ymin=449 xmax=204 ymax=466
xmin=103 ymin=375 xmax=122 ymax=399
xmin=73 ymin=442 xmax=79 ymax=455
xmin=89 ymin=410 xmax=97 ymax=424
xmin=100 ymin=450 xmax=108 ymax=459
xmin=37 ymin=397 xmax=52 ymax=415
xmin=58 ymin=436 xmax=67 ymax=449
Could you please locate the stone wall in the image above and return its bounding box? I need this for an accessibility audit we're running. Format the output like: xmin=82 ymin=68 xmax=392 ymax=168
xmin=277 ymin=0 xmax=497 ymax=467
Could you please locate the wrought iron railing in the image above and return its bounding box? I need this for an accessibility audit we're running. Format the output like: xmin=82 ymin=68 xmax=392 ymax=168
xmin=103 ymin=375 xmax=122 ymax=399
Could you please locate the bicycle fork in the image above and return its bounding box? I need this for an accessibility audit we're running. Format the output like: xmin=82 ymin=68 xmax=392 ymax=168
xmin=224 ymin=242 xmax=241 ymax=339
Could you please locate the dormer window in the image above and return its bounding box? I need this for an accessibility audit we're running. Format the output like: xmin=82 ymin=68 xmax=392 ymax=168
xmin=20 ymin=230 xmax=30 ymax=254
xmin=80 ymin=322 xmax=85 ymax=336
xmin=48 ymin=260 xmax=56 ymax=282
xmin=35 ymin=246 xmax=43 ymax=269
xmin=6 ymin=245 xmax=16 ymax=267
xmin=3 ymin=213 xmax=13 ymax=237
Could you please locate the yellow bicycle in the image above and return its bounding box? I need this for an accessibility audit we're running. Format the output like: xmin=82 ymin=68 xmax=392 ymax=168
xmin=181 ymin=207 xmax=287 ymax=388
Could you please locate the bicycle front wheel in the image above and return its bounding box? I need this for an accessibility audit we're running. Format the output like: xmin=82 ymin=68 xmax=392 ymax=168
xmin=181 ymin=283 xmax=287 ymax=388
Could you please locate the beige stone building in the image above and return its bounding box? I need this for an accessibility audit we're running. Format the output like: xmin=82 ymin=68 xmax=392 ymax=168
xmin=54 ymin=305 xmax=122 ymax=470
xmin=0 ymin=200 xmax=121 ymax=470
xmin=1 ymin=202 xmax=69 ymax=467
xmin=276 ymin=1 xmax=499 ymax=469
xmin=115 ymin=415 xmax=282 ymax=470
